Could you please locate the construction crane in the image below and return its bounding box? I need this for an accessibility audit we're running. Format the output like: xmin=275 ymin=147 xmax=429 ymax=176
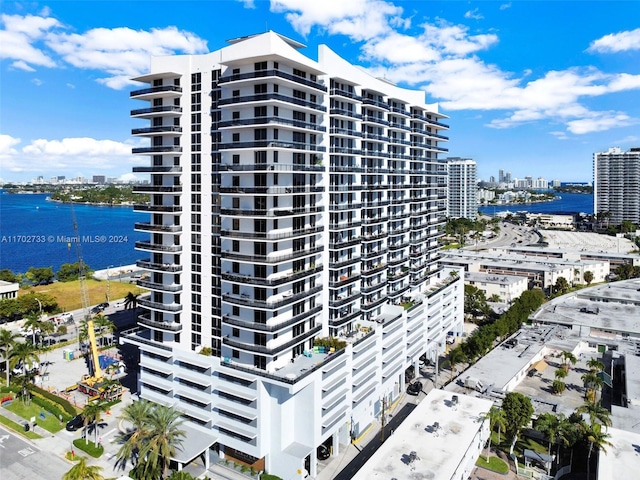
xmin=70 ymin=205 xmax=122 ymax=401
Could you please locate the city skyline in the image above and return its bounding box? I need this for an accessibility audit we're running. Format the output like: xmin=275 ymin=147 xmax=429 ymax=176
xmin=1 ymin=1 xmax=639 ymax=183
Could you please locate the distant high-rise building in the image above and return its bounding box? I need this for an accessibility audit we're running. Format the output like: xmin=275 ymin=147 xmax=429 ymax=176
xmin=444 ymin=157 xmax=477 ymax=220
xmin=93 ymin=175 xmax=106 ymax=184
xmin=489 ymin=175 xmax=495 ymax=183
xmin=124 ymin=31 xmax=464 ymax=479
xmin=498 ymin=169 xmax=504 ymax=183
xmin=505 ymin=171 xmax=512 ymax=183
xmin=593 ymin=147 xmax=640 ymax=225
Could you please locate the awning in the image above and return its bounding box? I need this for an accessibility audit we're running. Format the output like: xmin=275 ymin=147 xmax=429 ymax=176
xmin=532 ymin=360 xmax=548 ymax=373
xmin=524 ymin=449 xmax=554 ymax=466
xmin=171 ymin=421 xmax=218 ymax=464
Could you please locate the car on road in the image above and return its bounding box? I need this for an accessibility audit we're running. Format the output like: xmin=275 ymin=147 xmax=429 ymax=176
xmin=66 ymin=414 xmax=85 ymax=431
xmin=407 ymin=381 xmax=422 ymax=396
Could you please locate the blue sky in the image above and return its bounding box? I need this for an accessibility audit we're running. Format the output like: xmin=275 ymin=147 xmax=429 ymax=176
xmin=1 ymin=0 xmax=639 ymax=183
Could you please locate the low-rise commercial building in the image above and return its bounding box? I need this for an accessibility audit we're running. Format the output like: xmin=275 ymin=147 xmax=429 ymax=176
xmin=464 ymin=271 xmax=529 ymax=303
xmin=0 ymin=281 xmax=19 ymax=300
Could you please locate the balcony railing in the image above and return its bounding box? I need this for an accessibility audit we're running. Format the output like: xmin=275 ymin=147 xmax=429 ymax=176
xmin=216 ymin=140 xmax=325 ymax=152
xmin=137 ymin=279 xmax=183 ymax=292
xmin=218 ymin=69 xmax=327 ymax=92
xmin=222 ymin=226 xmax=323 ymax=240
xmin=131 ymin=126 xmax=183 ymax=135
xmin=138 ymin=313 xmax=183 ymax=332
xmin=130 ymin=85 xmax=182 ymax=97
xmin=223 ymin=285 xmax=323 ymax=310
xmin=223 ymin=325 xmax=323 ymax=356
xmin=132 ymin=185 xmax=182 ymax=193
xmin=131 ymin=105 xmax=183 ymax=116
xmin=223 ymin=305 xmax=323 ymax=333
xmin=138 ymin=297 xmax=183 ymax=312
xmin=223 ymin=246 xmax=323 ymax=264
xmin=218 ymin=93 xmax=326 ymax=112
xmin=134 ymin=222 xmax=182 ymax=233
xmin=132 ymin=166 xmax=182 ymax=173
xmin=135 ymin=241 xmax=183 ymax=253
xmin=216 ymin=116 xmax=325 ymax=132
xmin=133 ymin=204 xmax=183 ymax=213
xmin=222 ymin=265 xmax=323 ymax=287
xmin=329 ymin=88 xmax=362 ymax=101
xmin=137 ymin=259 xmax=182 ymax=272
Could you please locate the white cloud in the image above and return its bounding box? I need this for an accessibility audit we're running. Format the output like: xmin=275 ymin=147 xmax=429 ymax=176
xmin=549 ymin=131 xmax=569 ymax=140
xmin=265 ymin=0 xmax=640 ymax=135
xmin=0 ymin=13 xmax=209 ymax=89
xmin=0 ymin=135 xmax=143 ymax=176
xmin=31 ymin=78 xmax=42 ymax=86
xmin=464 ymin=9 xmax=483 ymax=20
xmin=588 ymin=28 xmax=640 ymax=53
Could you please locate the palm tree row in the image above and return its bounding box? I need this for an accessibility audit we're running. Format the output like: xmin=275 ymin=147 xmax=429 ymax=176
xmin=116 ymin=400 xmax=186 ymax=479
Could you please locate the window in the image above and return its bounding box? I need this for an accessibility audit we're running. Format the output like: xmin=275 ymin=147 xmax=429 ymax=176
xmin=232 ymin=219 xmax=240 ymax=230
xmin=232 ymin=240 xmax=239 ymax=252
xmin=293 ymin=90 xmax=306 ymax=100
xmin=254 ymin=129 xmax=267 ymax=141
xmin=232 ymin=133 xmax=240 ymax=142
xmin=254 ymin=333 xmax=267 ymax=346
xmin=253 ymin=356 xmax=266 ymax=370
xmin=232 ymin=350 xmax=239 ymax=359
xmin=233 ymin=154 xmax=240 ymax=164
xmin=293 ymin=68 xmax=306 ymax=78
xmin=273 ymin=61 xmax=279 ymax=70
xmin=273 ymin=106 xmax=279 ymax=117
xmin=254 ymin=84 xmax=267 ymax=94
xmin=254 ymin=106 xmax=267 ymax=117
xmin=232 ymin=198 xmax=240 ymax=208
xmin=233 ymin=68 xmax=240 ymax=75
xmin=255 ymin=61 xmax=267 ymax=71
xmin=232 ymin=328 xmax=240 ymax=337
xmin=232 ymin=90 xmax=240 ymax=97
xmin=232 ymin=111 xmax=240 ymax=119
xmin=233 ymin=306 xmax=240 ymax=316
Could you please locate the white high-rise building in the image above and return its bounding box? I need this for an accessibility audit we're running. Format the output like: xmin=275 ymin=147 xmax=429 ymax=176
xmin=594 ymin=147 xmax=640 ymax=225
xmin=444 ymin=157 xmax=477 ymax=220
xmin=125 ymin=31 xmax=463 ymax=480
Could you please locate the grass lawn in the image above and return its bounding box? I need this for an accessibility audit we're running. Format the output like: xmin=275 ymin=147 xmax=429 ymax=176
xmin=476 ymin=455 xmax=510 ymax=474
xmin=515 ymin=436 xmax=548 ymax=456
xmin=5 ymin=399 xmax=63 ymax=433
xmin=21 ymin=279 xmax=145 ymax=312
xmin=0 ymin=413 xmax=42 ymax=439
xmin=73 ymin=438 xmax=104 ymax=458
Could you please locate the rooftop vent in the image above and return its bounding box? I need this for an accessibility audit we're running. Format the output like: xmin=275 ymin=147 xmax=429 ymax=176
xmin=452 ymin=395 xmax=459 ymax=405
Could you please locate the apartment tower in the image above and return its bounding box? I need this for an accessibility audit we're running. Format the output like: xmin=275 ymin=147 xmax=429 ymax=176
xmin=126 ymin=32 xmax=463 ymax=480
xmin=444 ymin=157 xmax=477 ymax=220
xmin=593 ymin=147 xmax=640 ymax=225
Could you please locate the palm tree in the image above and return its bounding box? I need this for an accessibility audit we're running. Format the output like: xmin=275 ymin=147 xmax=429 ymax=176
xmin=480 ymin=406 xmax=506 ymax=461
xmin=116 ymin=400 xmax=154 ymax=470
xmin=537 ymin=413 xmax=566 ymax=473
xmin=581 ymin=372 xmax=604 ymax=403
xmin=62 ymin=456 xmax=105 ymax=480
xmin=584 ymin=422 xmax=612 ymax=480
xmin=83 ymin=400 xmax=108 ymax=447
xmin=93 ymin=314 xmax=114 ymax=347
xmin=9 ymin=341 xmax=40 ymax=379
xmin=561 ymin=351 xmax=577 ymax=372
xmin=137 ymin=404 xmax=186 ymax=479
xmin=587 ymin=358 xmax=604 ymax=373
xmin=124 ymin=292 xmax=139 ymax=310
xmin=442 ymin=347 xmax=467 ymax=382
xmin=38 ymin=320 xmax=55 ymax=348
xmin=577 ymin=400 xmax=611 ymax=428
xmin=554 ymin=368 xmax=568 ymax=380
xmin=0 ymin=328 xmax=20 ymax=386
xmin=22 ymin=311 xmax=41 ymax=346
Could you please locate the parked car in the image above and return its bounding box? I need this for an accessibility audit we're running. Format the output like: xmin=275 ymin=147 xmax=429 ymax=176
xmin=407 ymin=381 xmax=422 ymax=396
xmin=66 ymin=414 xmax=85 ymax=432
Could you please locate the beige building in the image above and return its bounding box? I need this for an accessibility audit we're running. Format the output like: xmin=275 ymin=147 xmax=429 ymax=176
xmin=526 ymin=213 xmax=574 ymax=230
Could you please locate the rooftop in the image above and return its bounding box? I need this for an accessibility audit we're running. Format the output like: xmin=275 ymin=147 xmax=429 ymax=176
xmin=598 ymin=427 xmax=640 ymax=480
xmin=352 ymin=389 xmax=492 ymax=480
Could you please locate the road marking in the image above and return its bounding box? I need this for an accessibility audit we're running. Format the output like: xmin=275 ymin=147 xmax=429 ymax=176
xmin=103 ymin=427 xmax=116 ymax=438
xmin=0 ymin=434 xmax=8 ymax=448
xmin=18 ymin=447 xmax=35 ymax=457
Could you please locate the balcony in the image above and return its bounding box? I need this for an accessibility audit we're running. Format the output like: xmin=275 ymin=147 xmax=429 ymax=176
xmin=411 ymin=113 xmax=450 ymax=129
xmin=133 ymin=204 xmax=182 ymax=213
xmin=220 ymin=206 xmax=323 ymax=217
xmin=218 ymin=69 xmax=327 ymax=92
xmin=137 ymin=259 xmax=182 ymax=273
xmin=361 ymin=116 xmax=390 ymax=126
xmin=132 ymin=166 xmax=182 ymax=174
xmin=135 ymin=241 xmax=183 ymax=253
xmin=329 ymin=291 xmax=361 ymax=308
xmin=221 ymin=226 xmax=323 ymax=240
xmin=138 ymin=313 xmax=183 ymax=332
xmin=223 ymin=285 xmax=323 ymax=310
xmin=132 ymin=185 xmax=182 ymax=193
xmin=329 ymin=308 xmax=362 ymax=328
xmin=329 ymin=88 xmax=362 ymax=101
xmin=328 ymin=255 xmax=361 ymax=269
xmin=138 ymin=297 xmax=183 ymax=313
xmin=132 ymin=146 xmax=183 ymax=155
xmin=217 ymin=140 xmax=325 ymax=153
xmin=130 ymin=85 xmax=182 ymax=98
xmin=223 ymin=305 xmax=323 ymax=333
xmin=329 ymin=109 xmax=362 ymax=120
xmin=328 ymin=273 xmax=361 ymax=288
xmin=131 ymin=105 xmax=183 ymax=117
xmin=131 ymin=126 xmax=182 ymax=136
xmin=216 ymin=116 xmax=326 ymax=132
xmin=222 ymin=324 xmax=323 ymax=356
xmin=223 ymin=246 xmax=323 ymax=264
xmin=219 ymin=163 xmax=324 ymax=172
xmin=222 ymin=265 xmax=323 ymax=287
xmin=134 ymin=222 xmax=182 ymax=233
xmin=218 ymin=93 xmax=326 ymax=112
xmin=137 ymin=279 xmax=183 ymax=293
xmin=362 ymin=98 xmax=389 ymax=110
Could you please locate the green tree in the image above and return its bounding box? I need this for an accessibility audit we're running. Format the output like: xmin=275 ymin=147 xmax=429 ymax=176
xmin=116 ymin=399 xmax=154 ymax=470
xmin=584 ymin=423 xmax=612 ymax=480
xmin=561 ymin=351 xmax=577 ymax=372
xmin=0 ymin=269 xmax=18 ymax=283
xmin=554 ymin=368 xmax=568 ymax=380
xmin=83 ymin=400 xmax=108 ymax=447
xmin=587 ymin=358 xmax=604 ymax=373
xmin=464 ymin=284 xmax=490 ymax=319
xmin=581 ymin=372 xmax=604 ymax=403
xmin=577 ymin=400 xmax=611 ymax=428
xmin=583 ymin=270 xmax=594 ymax=285
xmin=166 ymin=471 xmax=196 ymax=480
xmin=124 ymin=291 xmax=139 ymax=310
xmin=57 ymin=262 xmax=86 ymax=282
xmin=0 ymin=298 xmax=19 ymax=320
xmin=553 ymin=276 xmax=570 ymax=295
xmin=93 ymin=314 xmax=114 ymax=347
xmin=537 ymin=413 xmax=566 ymax=466
xmin=8 ymin=341 xmax=40 ymax=397
xmin=26 ymin=266 xmax=55 ymax=285
xmin=22 ymin=311 xmax=42 ymax=346
xmin=480 ymin=406 xmax=506 ymax=461
xmin=137 ymin=404 xmax=186 ymax=479
xmin=442 ymin=347 xmax=467 ymax=382
xmin=487 ymin=294 xmax=502 ymax=303
xmin=501 ymin=392 xmax=534 ymax=447
xmin=0 ymin=328 xmax=20 ymax=386
xmin=62 ymin=456 xmax=105 ymax=480
xmin=552 ymin=380 xmax=566 ymax=395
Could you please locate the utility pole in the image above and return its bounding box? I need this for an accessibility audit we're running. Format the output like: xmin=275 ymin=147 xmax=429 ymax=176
xmin=380 ymin=396 xmax=387 ymax=443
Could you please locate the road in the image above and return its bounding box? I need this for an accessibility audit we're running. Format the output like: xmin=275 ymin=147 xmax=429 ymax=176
xmin=467 ymin=221 xmax=540 ymax=250
xmin=0 ymin=425 xmax=70 ymax=480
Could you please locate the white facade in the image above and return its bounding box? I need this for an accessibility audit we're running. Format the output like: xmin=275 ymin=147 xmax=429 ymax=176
xmin=465 ymin=271 xmax=529 ymax=303
xmin=0 ymin=281 xmax=19 ymax=300
xmin=125 ymin=32 xmax=463 ymax=480
xmin=444 ymin=157 xmax=477 ymax=220
xmin=526 ymin=213 xmax=575 ymax=230
xmin=594 ymin=147 xmax=640 ymax=225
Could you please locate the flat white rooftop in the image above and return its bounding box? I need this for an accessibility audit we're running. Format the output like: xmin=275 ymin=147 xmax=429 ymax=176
xmin=597 ymin=427 xmax=640 ymax=480
xmin=352 ymin=389 xmax=492 ymax=480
